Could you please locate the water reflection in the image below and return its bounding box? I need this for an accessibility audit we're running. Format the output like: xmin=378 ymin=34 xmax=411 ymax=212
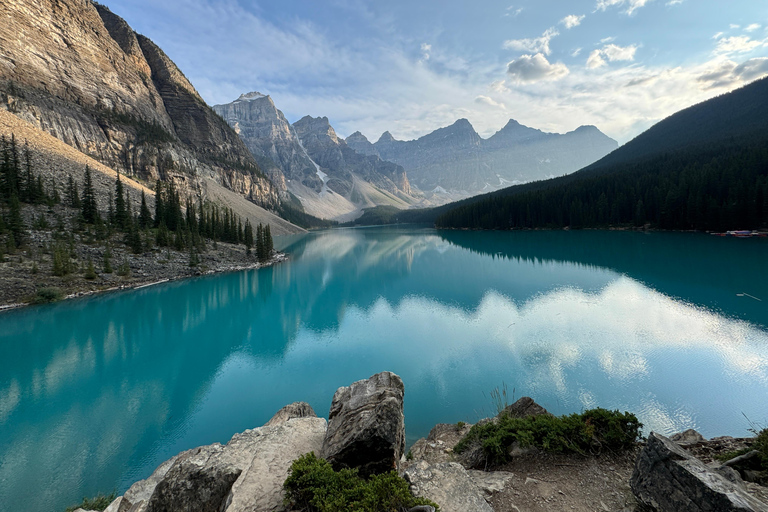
xmin=0 ymin=227 xmax=766 ymax=512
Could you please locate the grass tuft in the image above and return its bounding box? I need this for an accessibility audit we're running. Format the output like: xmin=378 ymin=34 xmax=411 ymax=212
xmin=64 ymin=492 xmax=115 ymax=512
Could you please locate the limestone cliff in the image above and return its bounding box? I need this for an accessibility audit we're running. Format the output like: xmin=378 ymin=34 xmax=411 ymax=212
xmin=0 ymin=0 xmax=281 ymax=210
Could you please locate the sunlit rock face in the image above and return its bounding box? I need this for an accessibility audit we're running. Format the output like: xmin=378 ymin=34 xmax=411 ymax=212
xmin=348 ymin=119 xmax=617 ymax=198
xmin=0 ymin=0 xmax=280 ymax=209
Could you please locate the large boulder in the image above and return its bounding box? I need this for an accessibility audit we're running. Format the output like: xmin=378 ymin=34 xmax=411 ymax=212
xmin=404 ymin=461 xmax=493 ymax=512
xmin=321 ymin=371 xmax=406 ymax=476
xmin=145 ymin=445 xmax=241 ymax=512
xmin=631 ymin=432 xmax=768 ymax=512
xmin=264 ymin=402 xmax=316 ymax=427
xmin=500 ymin=396 xmax=552 ymax=419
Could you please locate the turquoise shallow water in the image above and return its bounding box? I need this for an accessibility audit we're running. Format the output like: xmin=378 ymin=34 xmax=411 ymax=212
xmin=1 ymin=227 xmax=767 ymax=512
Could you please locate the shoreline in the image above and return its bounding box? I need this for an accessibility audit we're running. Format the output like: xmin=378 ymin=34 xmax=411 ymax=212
xmin=0 ymin=252 xmax=289 ymax=313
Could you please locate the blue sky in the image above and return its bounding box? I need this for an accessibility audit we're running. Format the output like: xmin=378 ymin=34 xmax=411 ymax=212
xmin=106 ymin=0 xmax=768 ymax=143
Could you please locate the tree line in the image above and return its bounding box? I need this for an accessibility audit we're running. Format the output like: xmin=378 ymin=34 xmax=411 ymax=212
xmin=435 ymin=140 xmax=768 ymax=232
xmin=1 ymin=134 xmax=275 ymax=261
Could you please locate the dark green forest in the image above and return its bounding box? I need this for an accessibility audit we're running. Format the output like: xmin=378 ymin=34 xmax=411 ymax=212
xmin=435 ymin=77 xmax=768 ymax=231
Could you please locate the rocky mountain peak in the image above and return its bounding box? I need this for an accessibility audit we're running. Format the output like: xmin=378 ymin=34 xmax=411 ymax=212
xmin=293 ymin=116 xmax=340 ymax=145
xmin=236 ymin=91 xmax=269 ymax=102
xmin=377 ymin=131 xmax=396 ymax=143
xmin=346 ymin=131 xmax=370 ymax=144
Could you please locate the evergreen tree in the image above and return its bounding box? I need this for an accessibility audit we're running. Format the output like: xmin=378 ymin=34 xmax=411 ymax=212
xmin=6 ymin=194 xmax=25 ymax=247
xmin=139 ymin=190 xmax=152 ymax=229
xmin=114 ymin=172 xmax=127 ymax=229
xmin=244 ymin=219 xmax=253 ymax=255
xmin=66 ymin=175 xmax=81 ymax=208
xmin=81 ymin=166 xmax=99 ymax=224
xmin=264 ymin=224 xmax=273 ymax=256
xmin=154 ymin=180 xmax=165 ymax=228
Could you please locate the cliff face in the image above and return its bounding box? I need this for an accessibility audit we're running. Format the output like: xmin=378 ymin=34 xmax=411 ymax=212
xmin=213 ymin=92 xmax=319 ymax=192
xmin=348 ymin=119 xmax=618 ymax=197
xmin=0 ymin=0 xmax=280 ymax=209
xmin=292 ymin=115 xmax=412 ymax=197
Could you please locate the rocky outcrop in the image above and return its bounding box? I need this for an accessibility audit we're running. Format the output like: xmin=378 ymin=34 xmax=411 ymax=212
xmin=321 ymin=371 xmax=406 ymax=476
xmin=404 ymin=461 xmax=494 ymax=512
xmin=360 ymin=118 xmax=617 ymax=198
xmin=631 ymin=432 xmax=768 ymax=512
xmin=408 ymin=422 xmax=473 ymax=465
xmin=0 ymin=0 xmax=282 ymax=214
xmin=106 ymin=403 xmax=326 ymax=512
xmin=500 ymin=396 xmax=552 ymax=419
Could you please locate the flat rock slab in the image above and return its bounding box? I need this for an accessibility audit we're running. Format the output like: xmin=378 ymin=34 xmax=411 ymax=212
xmin=631 ymin=432 xmax=768 ymax=512
xmin=222 ymin=417 xmax=327 ymax=512
xmin=322 ymin=371 xmax=405 ymax=476
xmin=467 ymin=469 xmax=514 ymax=497
xmin=404 ymin=461 xmax=493 ymax=512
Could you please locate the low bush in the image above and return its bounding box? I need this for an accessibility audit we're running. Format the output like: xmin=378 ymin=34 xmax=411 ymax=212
xmin=64 ymin=492 xmax=115 ymax=512
xmin=284 ymin=452 xmax=439 ymax=512
xmin=32 ymin=287 xmax=64 ymax=304
xmin=454 ymin=408 xmax=642 ymax=467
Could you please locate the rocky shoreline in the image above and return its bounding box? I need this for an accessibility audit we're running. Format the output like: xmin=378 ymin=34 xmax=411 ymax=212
xmin=0 ymin=205 xmax=289 ymax=311
xmin=69 ymin=372 xmax=768 ymax=512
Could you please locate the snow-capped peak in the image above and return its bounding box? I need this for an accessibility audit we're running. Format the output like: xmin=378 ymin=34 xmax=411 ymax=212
xmin=236 ymin=91 xmax=267 ymax=102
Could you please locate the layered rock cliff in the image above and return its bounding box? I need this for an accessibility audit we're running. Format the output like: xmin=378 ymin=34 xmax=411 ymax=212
xmin=0 ymin=0 xmax=281 ymax=210
xmin=346 ymin=118 xmax=618 ymax=199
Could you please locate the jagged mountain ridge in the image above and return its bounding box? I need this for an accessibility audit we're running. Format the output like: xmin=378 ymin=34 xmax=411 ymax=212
xmin=213 ymin=93 xmax=418 ymax=220
xmin=345 ymin=119 xmax=618 ymax=198
xmin=0 ymin=0 xmax=286 ymax=216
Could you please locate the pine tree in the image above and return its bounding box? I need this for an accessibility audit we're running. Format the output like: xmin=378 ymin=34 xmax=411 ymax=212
xmin=139 ymin=190 xmax=152 ymax=229
xmin=6 ymin=194 xmax=25 ymax=247
xmin=244 ymin=219 xmax=253 ymax=255
xmin=81 ymin=166 xmax=99 ymax=224
xmin=114 ymin=172 xmax=127 ymax=229
xmin=66 ymin=175 xmax=81 ymax=208
xmin=264 ymin=224 xmax=273 ymax=256
xmin=154 ymin=180 xmax=165 ymax=228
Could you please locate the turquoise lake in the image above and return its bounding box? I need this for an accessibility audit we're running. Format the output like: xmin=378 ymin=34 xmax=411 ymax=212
xmin=1 ymin=227 xmax=768 ymax=512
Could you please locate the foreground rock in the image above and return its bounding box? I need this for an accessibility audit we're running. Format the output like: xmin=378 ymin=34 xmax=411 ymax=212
xmin=107 ymin=403 xmax=326 ymax=512
xmin=404 ymin=461 xmax=494 ymax=512
xmin=631 ymin=432 xmax=768 ymax=512
xmin=321 ymin=371 xmax=406 ymax=476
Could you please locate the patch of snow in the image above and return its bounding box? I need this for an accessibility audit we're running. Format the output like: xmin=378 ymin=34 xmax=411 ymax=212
xmin=297 ymin=138 xmax=329 ymax=196
xmin=431 ymin=186 xmax=448 ymax=194
xmin=236 ymin=92 xmax=267 ymax=102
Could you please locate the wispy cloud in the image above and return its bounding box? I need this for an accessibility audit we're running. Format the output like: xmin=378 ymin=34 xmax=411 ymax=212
xmin=504 ymin=5 xmax=524 ymax=17
xmin=503 ymin=27 xmax=559 ymax=55
xmin=595 ymin=0 xmax=653 ymax=16
xmin=715 ymin=36 xmax=766 ymax=55
xmin=561 ymin=14 xmax=586 ymax=29
xmin=745 ymin=24 xmax=761 ymax=33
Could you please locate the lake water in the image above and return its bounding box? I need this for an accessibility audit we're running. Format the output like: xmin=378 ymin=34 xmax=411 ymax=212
xmin=1 ymin=227 xmax=767 ymax=512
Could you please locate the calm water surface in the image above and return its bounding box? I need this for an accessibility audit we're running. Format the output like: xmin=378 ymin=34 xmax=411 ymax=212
xmin=1 ymin=227 xmax=767 ymax=512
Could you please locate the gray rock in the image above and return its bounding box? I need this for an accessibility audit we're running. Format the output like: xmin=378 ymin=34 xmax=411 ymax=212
xmin=404 ymin=461 xmax=493 ymax=512
xmin=670 ymin=429 xmax=707 ymax=446
xmin=221 ymin=417 xmax=327 ymax=512
xmin=630 ymin=432 xmax=768 ymax=512
xmin=265 ymin=401 xmax=317 ymax=427
xmin=123 ymin=450 xmax=190 ymax=507
xmin=408 ymin=422 xmax=473 ymax=465
xmin=145 ymin=444 xmax=241 ymax=512
xmin=500 ymin=396 xmax=552 ymax=419
xmin=467 ymin=469 xmax=514 ymax=497
xmin=103 ymin=496 xmax=131 ymax=512
xmin=322 ymin=371 xmax=406 ymax=476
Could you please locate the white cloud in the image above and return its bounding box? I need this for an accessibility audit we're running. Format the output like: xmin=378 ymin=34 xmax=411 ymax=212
xmin=715 ymin=36 xmax=765 ymax=55
xmin=666 ymin=0 xmax=683 ymax=5
xmin=587 ymin=50 xmax=607 ymax=68
xmin=572 ymin=48 xmax=583 ymax=57
xmin=506 ymin=53 xmax=570 ymax=83
xmin=745 ymin=24 xmax=761 ymax=33
xmin=588 ymin=43 xmax=638 ymax=68
xmin=561 ymin=14 xmax=586 ymax=29
xmin=713 ymin=32 xmax=724 ymax=40
xmin=601 ymin=36 xmax=616 ymax=43
xmin=475 ymin=95 xmax=507 ymax=109
xmin=595 ymin=0 xmax=653 ymax=15
xmin=730 ymin=24 xmax=741 ymax=29
xmin=503 ymin=27 xmax=559 ymax=56
xmin=602 ymin=43 xmax=638 ymax=61
xmin=504 ymin=5 xmax=523 ymax=17
xmin=420 ymin=43 xmax=432 ymax=61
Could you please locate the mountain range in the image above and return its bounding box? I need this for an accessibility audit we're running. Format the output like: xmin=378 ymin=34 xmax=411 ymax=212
xmin=345 ymin=119 xmax=618 ymax=198
xmin=213 ymin=94 xmax=419 ymax=221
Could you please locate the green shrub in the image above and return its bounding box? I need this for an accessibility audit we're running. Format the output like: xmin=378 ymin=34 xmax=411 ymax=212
xmin=32 ymin=287 xmax=64 ymax=304
xmin=284 ymin=452 xmax=439 ymax=512
xmin=64 ymin=492 xmax=115 ymax=512
xmin=454 ymin=408 xmax=642 ymax=467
